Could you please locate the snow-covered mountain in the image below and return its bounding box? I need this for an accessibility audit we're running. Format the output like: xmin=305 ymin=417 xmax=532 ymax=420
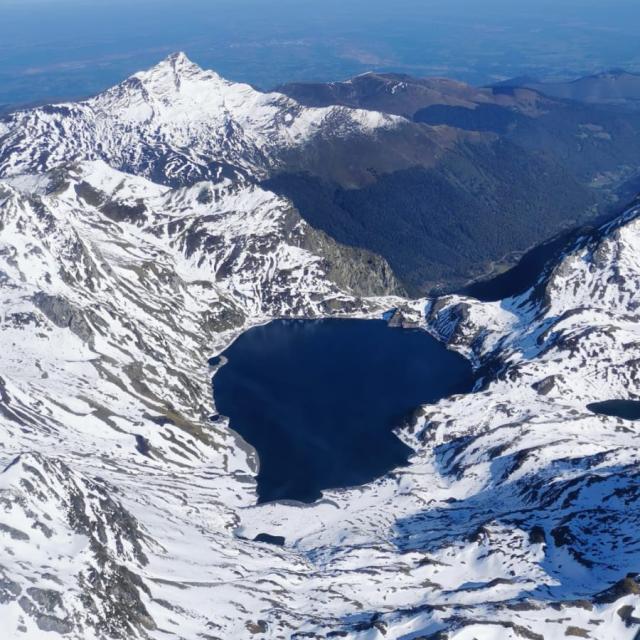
xmin=1 ymin=53 xmax=640 ymax=640
xmin=0 ymin=52 xmax=401 ymax=187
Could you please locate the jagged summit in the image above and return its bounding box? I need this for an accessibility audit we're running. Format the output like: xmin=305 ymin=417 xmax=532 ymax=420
xmin=164 ymin=50 xmax=198 ymax=67
xmin=145 ymin=51 xmax=205 ymax=78
xmin=128 ymin=51 xmax=232 ymax=96
xmin=149 ymin=50 xmax=203 ymax=73
xmin=0 ymin=53 xmax=400 ymax=185
xmin=98 ymin=51 xmax=255 ymax=122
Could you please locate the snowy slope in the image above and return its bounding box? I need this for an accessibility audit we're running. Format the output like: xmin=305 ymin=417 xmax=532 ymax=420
xmin=0 ymin=53 xmax=401 ymax=186
xmin=0 ymin=55 xmax=640 ymax=640
xmin=0 ymin=158 xmax=403 ymax=638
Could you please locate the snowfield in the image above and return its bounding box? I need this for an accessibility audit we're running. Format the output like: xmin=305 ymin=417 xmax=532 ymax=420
xmin=0 ymin=54 xmax=640 ymax=639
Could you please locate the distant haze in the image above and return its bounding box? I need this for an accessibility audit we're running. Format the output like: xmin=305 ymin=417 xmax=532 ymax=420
xmin=1 ymin=0 xmax=639 ymax=107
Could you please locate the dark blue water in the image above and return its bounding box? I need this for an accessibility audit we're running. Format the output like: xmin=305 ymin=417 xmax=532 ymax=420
xmin=212 ymin=318 xmax=473 ymax=503
xmin=588 ymin=400 xmax=640 ymax=420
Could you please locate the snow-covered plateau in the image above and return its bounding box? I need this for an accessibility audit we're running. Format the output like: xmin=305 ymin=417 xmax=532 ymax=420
xmin=1 ymin=54 xmax=640 ymax=640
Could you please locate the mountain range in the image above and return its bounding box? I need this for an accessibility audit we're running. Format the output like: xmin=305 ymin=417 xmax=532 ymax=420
xmin=498 ymin=69 xmax=640 ymax=107
xmin=1 ymin=53 xmax=640 ymax=639
xmin=7 ymin=52 xmax=636 ymax=295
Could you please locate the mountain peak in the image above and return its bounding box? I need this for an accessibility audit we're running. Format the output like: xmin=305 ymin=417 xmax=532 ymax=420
xmin=141 ymin=50 xmax=208 ymax=82
xmin=113 ymin=51 xmax=231 ymax=109
xmin=166 ymin=51 xmax=190 ymax=63
xmin=163 ymin=51 xmax=201 ymax=72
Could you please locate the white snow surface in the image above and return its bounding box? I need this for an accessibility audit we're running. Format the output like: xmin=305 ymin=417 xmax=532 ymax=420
xmin=0 ymin=55 xmax=639 ymax=640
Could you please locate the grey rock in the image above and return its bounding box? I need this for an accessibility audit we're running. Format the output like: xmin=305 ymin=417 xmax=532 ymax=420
xmin=32 ymin=292 xmax=93 ymax=344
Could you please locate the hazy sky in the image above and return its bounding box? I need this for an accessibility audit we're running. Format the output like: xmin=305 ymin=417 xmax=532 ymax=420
xmin=1 ymin=0 xmax=639 ymax=107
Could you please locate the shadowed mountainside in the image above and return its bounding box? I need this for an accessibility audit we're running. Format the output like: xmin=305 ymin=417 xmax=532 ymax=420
xmin=277 ymin=69 xmax=640 ymax=292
